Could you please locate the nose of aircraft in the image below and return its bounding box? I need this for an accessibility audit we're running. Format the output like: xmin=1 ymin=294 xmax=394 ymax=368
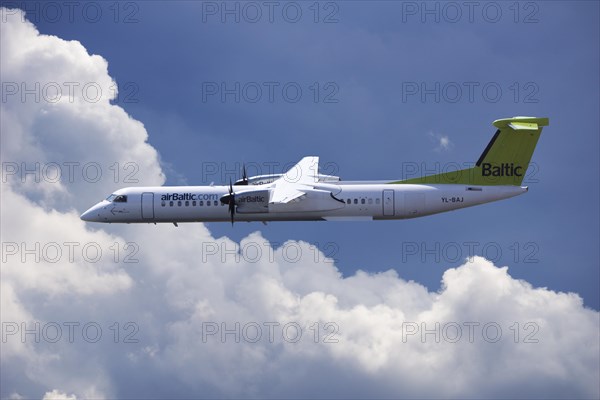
xmin=80 ymin=203 xmax=105 ymax=222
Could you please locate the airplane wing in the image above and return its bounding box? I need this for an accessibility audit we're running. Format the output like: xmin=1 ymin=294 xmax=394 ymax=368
xmin=282 ymin=156 xmax=319 ymax=185
xmin=269 ymin=156 xmax=319 ymax=204
xmin=269 ymin=185 xmax=306 ymax=204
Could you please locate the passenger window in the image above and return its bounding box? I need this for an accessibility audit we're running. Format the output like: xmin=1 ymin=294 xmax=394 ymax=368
xmin=361 ymin=199 xmax=365 ymax=204
xmin=214 ymin=201 xmax=218 ymax=206
xmin=354 ymin=199 xmax=358 ymax=204
xmin=178 ymin=201 xmax=182 ymax=206
xmin=200 ymin=200 xmax=204 ymax=206
xmin=346 ymin=199 xmax=351 ymax=204
xmin=169 ymin=201 xmax=174 ymax=207
xmin=193 ymin=201 xmax=196 ymax=206
xmin=161 ymin=201 xmax=166 ymax=207
xmin=368 ymin=198 xmax=373 ymax=204
xmin=376 ymin=198 xmax=380 ymax=204
xmin=185 ymin=201 xmax=189 ymax=206
xmin=207 ymin=201 xmax=211 ymax=206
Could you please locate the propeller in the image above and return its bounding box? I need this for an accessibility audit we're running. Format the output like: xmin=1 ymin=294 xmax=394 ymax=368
xmin=242 ymin=165 xmax=248 ymax=184
xmin=219 ymin=179 xmax=237 ymax=225
xmin=221 ymin=165 xmax=250 ymax=225
xmin=227 ymin=179 xmax=235 ymax=225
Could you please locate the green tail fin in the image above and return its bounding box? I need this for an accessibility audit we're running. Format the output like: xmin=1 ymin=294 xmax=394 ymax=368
xmin=393 ymin=116 xmax=549 ymax=186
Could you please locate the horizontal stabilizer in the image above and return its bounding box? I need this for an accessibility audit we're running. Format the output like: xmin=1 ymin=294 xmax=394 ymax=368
xmin=493 ymin=116 xmax=549 ymax=130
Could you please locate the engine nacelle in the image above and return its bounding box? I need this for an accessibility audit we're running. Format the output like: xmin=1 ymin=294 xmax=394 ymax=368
xmin=235 ymin=190 xmax=270 ymax=213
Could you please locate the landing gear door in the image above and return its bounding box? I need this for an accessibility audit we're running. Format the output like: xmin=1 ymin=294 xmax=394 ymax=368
xmin=141 ymin=192 xmax=155 ymax=219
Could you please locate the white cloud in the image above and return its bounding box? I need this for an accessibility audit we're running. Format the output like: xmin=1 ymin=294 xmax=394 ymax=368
xmin=429 ymin=131 xmax=453 ymax=152
xmin=42 ymin=390 xmax=76 ymax=400
xmin=0 ymin=7 xmax=164 ymax=213
xmin=0 ymin=7 xmax=598 ymax=400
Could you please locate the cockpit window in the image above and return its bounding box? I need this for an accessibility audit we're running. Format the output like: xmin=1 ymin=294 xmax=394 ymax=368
xmin=106 ymin=194 xmax=127 ymax=203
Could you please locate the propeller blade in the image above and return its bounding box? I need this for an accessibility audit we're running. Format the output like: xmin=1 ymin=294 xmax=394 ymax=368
xmin=229 ymin=178 xmax=235 ymax=225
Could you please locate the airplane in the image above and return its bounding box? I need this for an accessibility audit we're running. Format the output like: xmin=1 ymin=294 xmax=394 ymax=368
xmin=80 ymin=116 xmax=548 ymax=225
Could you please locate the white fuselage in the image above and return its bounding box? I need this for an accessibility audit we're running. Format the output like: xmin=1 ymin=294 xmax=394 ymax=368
xmin=80 ymin=182 xmax=527 ymax=223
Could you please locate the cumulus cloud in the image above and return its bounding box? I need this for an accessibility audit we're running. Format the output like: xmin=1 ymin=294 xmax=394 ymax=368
xmin=0 ymin=7 xmax=164 ymax=213
xmin=0 ymin=7 xmax=598 ymax=400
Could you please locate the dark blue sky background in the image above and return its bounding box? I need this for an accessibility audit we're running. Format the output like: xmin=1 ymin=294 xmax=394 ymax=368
xmin=7 ymin=0 xmax=598 ymax=308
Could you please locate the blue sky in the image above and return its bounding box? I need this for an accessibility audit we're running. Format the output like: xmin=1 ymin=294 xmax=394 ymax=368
xmin=17 ymin=0 xmax=597 ymax=308
xmin=1 ymin=1 xmax=599 ymax=398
